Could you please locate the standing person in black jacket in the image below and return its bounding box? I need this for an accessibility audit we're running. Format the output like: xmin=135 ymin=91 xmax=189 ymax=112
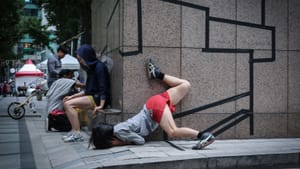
xmin=63 ymin=44 xmax=111 ymax=142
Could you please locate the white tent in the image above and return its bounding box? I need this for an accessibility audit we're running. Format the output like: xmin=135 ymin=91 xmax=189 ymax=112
xmin=38 ymin=54 xmax=80 ymax=70
xmin=15 ymin=59 xmax=44 ymax=94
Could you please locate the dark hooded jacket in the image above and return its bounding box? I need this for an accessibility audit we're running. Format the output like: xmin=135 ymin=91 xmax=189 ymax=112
xmin=77 ymin=44 xmax=111 ymax=107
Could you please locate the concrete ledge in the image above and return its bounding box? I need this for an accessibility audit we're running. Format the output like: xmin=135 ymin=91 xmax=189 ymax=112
xmin=99 ymin=153 xmax=299 ymax=169
xmin=23 ymin=117 xmax=300 ymax=169
xmin=102 ymin=109 xmax=121 ymax=114
xmin=93 ymin=139 xmax=300 ymax=169
xmin=88 ymin=108 xmax=122 ymax=130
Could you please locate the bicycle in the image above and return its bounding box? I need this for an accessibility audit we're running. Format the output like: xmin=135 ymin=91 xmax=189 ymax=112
xmin=7 ymin=79 xmax=47 ymax=120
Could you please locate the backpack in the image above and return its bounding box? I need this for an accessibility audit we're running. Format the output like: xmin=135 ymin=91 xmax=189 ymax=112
xmin=48 ymin=109 xmax=72 ymax=132
xmin=100 ymin=55 xmax=113 ymax=74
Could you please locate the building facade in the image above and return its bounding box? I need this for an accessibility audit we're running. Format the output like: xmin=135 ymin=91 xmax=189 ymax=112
xmin=17 ymin=0 xmax=44 ymax=63
xmin=91 ymin=0 xmax=300 ymax=140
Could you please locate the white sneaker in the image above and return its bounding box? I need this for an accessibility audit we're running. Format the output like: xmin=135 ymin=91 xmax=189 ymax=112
xmin=62 ymin=131 xmax=75 ymax=140
xmin=146 ymin=58 xmax=162 ymax=79
xmin=63 ymin=132 xmax=84 ymax=142
xmin=192 ymin=132 xmax=215 ymax=150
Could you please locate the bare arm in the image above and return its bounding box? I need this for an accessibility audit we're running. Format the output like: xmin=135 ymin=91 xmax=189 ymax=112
xmin=74 ymin=81 xmax=85 ymax=88
xmin=111 ymin=137 xmax=132 ymax=147
xmin=92 ymin=99 xmax=106 ymax=118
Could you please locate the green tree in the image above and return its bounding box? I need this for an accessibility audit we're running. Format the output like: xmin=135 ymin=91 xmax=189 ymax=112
xmin=36 ymin=0 xmax=92 ymax=45
xmin=0 ymin=0 xmax=24 ymax=60
xmin=19 ymin=17 xmax=51 ymax=49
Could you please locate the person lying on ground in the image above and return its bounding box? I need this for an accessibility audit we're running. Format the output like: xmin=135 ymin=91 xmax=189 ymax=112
xmin=89 ymin=58 xmax=215 ymax=150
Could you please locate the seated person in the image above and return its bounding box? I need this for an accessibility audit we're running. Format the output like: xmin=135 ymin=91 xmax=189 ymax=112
xmin=62 ymin=44 xmax=111 ymax=142
xmin=46 ymin=69 xmax=85 ymax=119
xmin=89 ymin=59 xmax=215 ymax=150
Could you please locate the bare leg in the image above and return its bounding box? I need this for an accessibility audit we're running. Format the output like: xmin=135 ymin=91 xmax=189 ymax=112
xmin=147 ymin=59 xmax=215 ymax=149
xmin=163 ymin=74 xmax=191 ymax=105
xmin=64 ymin=96 xmax=94 ymax=131
xmin=160 ymin=105 xmax=198 ymax=139
xmin=147 ymin=58 xmax=190 ymax=105
xmin=161 ymin=75 xmax=215 ymax=150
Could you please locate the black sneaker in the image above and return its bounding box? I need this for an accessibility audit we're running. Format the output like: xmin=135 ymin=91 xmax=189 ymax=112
xmin=192 ymin=132 xmax=215 ymax=150
xmin=146 ymin=58 xmax=161 ymax=79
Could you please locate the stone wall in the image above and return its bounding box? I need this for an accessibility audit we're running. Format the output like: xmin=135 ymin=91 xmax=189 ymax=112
xmin=91 ymin=0 xmax=300 ymax=139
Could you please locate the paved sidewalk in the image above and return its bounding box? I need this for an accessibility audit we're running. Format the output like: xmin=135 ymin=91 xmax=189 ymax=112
xmin=0 ymin=117 xmax=39 ymax=169
xmin=0 ymin=95 xmax=46 ymax=118
xmin=18 ymin=117 xmax=300 ymax=169
xmin=0 ymin=96 xmax=300 ymax=169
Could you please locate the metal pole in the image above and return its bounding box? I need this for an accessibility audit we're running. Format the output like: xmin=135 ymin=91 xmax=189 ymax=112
xmin=249 ymin=51 xmax=254 ymax=135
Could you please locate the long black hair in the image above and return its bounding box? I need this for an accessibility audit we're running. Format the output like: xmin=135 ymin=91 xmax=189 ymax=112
xmin=89 ymin=123 xmax=114 ymax=149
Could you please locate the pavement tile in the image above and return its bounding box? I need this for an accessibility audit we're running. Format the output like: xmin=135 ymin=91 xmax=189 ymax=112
xmin=114 ymin=153 xmax=139 ymax=160
xmin=0 ymin=133 xmax=19 ymax=143
xmin=53 ymin=159 xmax=85 ymax=169
xmin=79 ymin=149 xmax=113 ymax=158
xmin=47 ymin=144 xmax=69 ymax=154
xmin=85 ymin=163 xmax=104 ymax=169
xmin=0 ymin=154 xmax=20 ymax=169
xmin=113 ymin=150 xmax=137 ymax=159
xmin=164 ymin=149 xmax=198 ymax=156
xmin=0 ymin=128 xmax=19 ymax=133
xmin=42 ymin=138 xmax=65 ymax=150
xmin=82 ymin=153 xmax=117 ymax=167
xmin=0 ymin=143 xmax=20 ymax=155
xmin=139 ymin=151 xmax=168 ymax=158
xmin=71 ymin=142 xmax=89 ymax=152
xmin=0 ymin=121 xmax=19 ymax=126
xmin=109 ymin=145 xmax=134 ymax=153
xmin=129 ymin=146 xmax=160 ymax=153
xmin=101 ymin=158 xmax=142 ymax=167
xmin=50 ymin=155 xmax=80 ymax=168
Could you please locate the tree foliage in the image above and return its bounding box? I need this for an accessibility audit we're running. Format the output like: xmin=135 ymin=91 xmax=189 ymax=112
xmin=35 ymin=0 xmax=92 ymax=44
xmin=19 ymin=17 xmax=50 ymax=48
xmin=0 ymin=0 xmax=92 ymax=60
xmin=0 ymin=0 xmax=24 ymax=59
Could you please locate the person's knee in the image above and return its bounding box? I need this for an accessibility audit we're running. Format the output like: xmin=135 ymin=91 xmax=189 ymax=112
xmin=166 ymin=128 xmax=178 ymax=138
xmin=182 ymin=80 xmax=191 ymax=91
xmin=63 ymin=100 xmax=68 ymax=108
xmin=63 ymin=100 xmax=73 ymax=110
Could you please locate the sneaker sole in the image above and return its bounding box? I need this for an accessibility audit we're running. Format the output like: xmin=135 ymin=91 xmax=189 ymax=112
xmin=63 ymin=134 xmax=84 ymax=142
xmin=193 ymin=135 xmax=215 ymax=150
xmin=64 ymin=138 xmax=84 ymax=142
xmin=146 ymin=59 xmax=153 ymax=79
xmin=200 ymin=138 xmax=215 ymax=149
xmin=62 ymin=134 xmax=73 ymax=140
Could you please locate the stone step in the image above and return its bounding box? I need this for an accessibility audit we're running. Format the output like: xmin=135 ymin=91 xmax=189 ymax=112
xmin=90 ymin=139 xmax=300 ymax=169
xmin=83 ymin=108 xmax=122 ymax=130
xmin=22 ymin=117 xmax=300 ymax=169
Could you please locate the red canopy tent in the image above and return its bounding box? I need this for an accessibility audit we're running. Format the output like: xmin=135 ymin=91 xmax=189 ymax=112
xmin=15 ymin=59 xmax=44 ymax=77
xmin=15 ymin=59 xmax=44 ymax=95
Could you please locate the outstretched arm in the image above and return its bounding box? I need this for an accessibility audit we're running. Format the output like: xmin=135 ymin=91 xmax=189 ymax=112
xmin=74 ymin=81 xmax=85 ymax=88
xmin=111 ymin=137 xmax=132 ymax=146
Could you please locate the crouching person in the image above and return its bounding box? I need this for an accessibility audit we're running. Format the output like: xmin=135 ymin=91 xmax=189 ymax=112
xmin=46 ymin=69 xmax=85 ymax=131
xmin=89 ymin=59 xmax=215 ymax=150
